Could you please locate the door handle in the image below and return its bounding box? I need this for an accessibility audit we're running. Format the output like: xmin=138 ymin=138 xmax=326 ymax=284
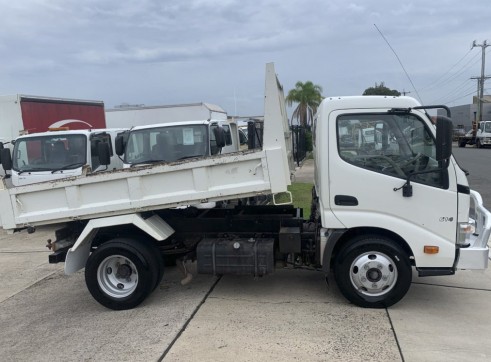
xmin=334 ymin=195 xmax=358 ymax=206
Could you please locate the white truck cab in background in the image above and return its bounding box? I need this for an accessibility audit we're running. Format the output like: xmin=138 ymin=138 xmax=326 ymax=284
xmin=476 ymin=120 xmax=491 ymax=148
xmin=1 ymin=129 xmax=125 ymax=186
xmin=115 ymin=119 xmax=239 ymax=167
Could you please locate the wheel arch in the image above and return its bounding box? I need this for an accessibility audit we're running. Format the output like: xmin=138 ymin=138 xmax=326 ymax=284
xmin=325 ymin=226 xmax=414 ymax=274
xmin=65 ymin=214 xmax=174 ymax=275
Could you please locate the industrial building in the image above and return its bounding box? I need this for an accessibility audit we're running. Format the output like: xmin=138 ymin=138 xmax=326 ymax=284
xmin=438 ymin=96 xmax=491 ymax=130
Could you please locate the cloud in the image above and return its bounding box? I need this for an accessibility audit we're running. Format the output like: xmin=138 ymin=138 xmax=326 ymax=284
xmin=0 ymin=0 xmax=488 ymax=114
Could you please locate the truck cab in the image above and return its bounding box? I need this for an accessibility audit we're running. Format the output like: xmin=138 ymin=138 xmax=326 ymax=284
xmin=2 ymin=129 xmax=125 ymax=186
xmin=313 ymin=96 xmax=489 ymax=306
xmin=116 ymin=120 xmax=239 ymax=168
xmin=476 ymin=120 xmax=491 ymax=148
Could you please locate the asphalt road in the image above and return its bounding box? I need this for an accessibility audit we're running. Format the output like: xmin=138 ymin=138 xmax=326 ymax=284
xmin=452 ymin=145 xmax=491 ymax=207
xmin=1 ymin=146 xmax=490 ymax=361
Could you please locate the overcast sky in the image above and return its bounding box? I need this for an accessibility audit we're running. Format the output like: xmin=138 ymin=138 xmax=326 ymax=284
xmin=1 ymin=0 xmax=489 ymax=116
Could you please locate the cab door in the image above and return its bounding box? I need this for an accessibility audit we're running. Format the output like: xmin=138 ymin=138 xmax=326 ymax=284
xmin=328 ymin=110 xmax=458 ymax=267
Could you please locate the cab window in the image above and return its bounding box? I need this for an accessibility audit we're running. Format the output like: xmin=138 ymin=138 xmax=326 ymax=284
xmin=337 ymin=113 xmax=445 ymax=188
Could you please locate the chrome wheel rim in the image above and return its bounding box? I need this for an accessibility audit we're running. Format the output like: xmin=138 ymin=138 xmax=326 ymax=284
xmin=349 ymin=251 xmax=398 ymax=297
xmin=97 ymin=255 xmax=138 ymax=298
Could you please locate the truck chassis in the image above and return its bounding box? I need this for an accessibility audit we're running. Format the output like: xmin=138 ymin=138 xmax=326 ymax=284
xmin=50 ymin=204 xmax=316 ymax=310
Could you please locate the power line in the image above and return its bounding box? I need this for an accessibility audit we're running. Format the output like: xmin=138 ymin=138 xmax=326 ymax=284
xmin=419 ymin=48 xmax=473 ymax=91
xmin=442 ymin=88 xmax=478 ymax=105
xmin=432 ymin=82 xmax=476 ymax=104
xmin=421 ymin=51 xmax=481 ymax=92
xmin=425 ymin=43 xmax=489 ymax=106
xmin=430 ymin=85 xmax=474 ymax=105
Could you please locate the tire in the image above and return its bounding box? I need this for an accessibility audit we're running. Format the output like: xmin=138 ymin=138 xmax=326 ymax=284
xmin=139 ymin=238 xmax=165 ymax=290
xmin=459 ymin=141 xmax=466 ymax=148
xmin=85 ymin=238 xmax=161 ymax=310
xmin=334 ymin=236 xmax=412 ymax=308
xmin=477 ymin=139 xmax=483 ymax=148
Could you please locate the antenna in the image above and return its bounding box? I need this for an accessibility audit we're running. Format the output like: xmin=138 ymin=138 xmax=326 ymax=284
xmin=234 ymin=87 xmax=237 ymax=116
xmin=374 ymin=24 xmax=423 ymax=103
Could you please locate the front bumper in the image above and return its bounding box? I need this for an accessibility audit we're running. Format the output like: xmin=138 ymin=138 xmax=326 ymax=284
xmin=457 ymin=190 xmax=491 ymax=269
xmin=480 ymin=137 xmax=491 ymax=145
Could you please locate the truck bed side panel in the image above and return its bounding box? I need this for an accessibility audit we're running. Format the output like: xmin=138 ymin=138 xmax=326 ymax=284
xmin=0 ymin=151 xmax=279 ymax=228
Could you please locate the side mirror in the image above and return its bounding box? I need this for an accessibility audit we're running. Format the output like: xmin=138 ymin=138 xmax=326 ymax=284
xmin=213 ymin=127 xmax=226 ymax=148
xmin=115 ymin=134 xmax=125 ymax=156
xmin=98 ymin=142 xmax=111 ymax=166
xmin=1 ymin=148 xmax=13 ymax=171
xmin=435 ymin=116 xmax=453 ymax=162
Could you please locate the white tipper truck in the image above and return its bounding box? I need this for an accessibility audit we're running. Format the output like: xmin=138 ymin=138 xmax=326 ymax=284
xmin=0 ymin=63 xmax=489 ymax=310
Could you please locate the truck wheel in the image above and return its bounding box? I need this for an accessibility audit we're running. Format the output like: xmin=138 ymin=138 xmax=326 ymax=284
xmin=149 ymin=243 xmax=165 ymax=290
xmin=459 ymin=141 xmax=466 ymax=148
xmin=477 ymin=139 xmax=483 ymax=148
xmin=85 ymin=239 xmax=160 ymax=310
xmin=135 ymin=237 xmax=165 ymax=290
xmin=334 ymin=236 xmax=412 ymax=308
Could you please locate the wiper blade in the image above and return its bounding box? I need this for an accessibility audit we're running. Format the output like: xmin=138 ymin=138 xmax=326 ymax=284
xmin=177 ymin=155 xmax=203 ymax=160
xmin=388 ymin=108 xmax=411 ymax=114
xmin=130 ymin=159 xmax=164 ymax=167
xmin=17 ymin=168 xmax=50 ymax=175
xmin=51 ymin=163 xmax=85 ymax=174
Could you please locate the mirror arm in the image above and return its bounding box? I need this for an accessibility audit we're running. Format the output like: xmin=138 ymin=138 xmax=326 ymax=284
xmin=393 ymin=177 xmax=413 ymax=197
xmin=393 ymin=165 xmax=449 ymax=197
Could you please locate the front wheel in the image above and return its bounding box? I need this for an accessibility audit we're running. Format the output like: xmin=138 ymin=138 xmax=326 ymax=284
xmin=334 ymin=236 xmax=412 ymax=308
xmin=85 ymin=239 xmax=159 ymax=310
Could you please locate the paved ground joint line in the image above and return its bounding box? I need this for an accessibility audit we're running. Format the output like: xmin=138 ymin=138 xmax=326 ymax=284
xmin=0 ymin=269 xmax=61 ymax=304
xmin=412 ymin=281 xmax=491 ymax=292
xmin=158 ymin=275 xmax=223 ymax=361
xmin=385 ymin=308 xmax=405 ymax=362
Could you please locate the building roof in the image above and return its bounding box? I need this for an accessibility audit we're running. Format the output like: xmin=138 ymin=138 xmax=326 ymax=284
xmin=107 ymin=102 xmax=226 ymax=114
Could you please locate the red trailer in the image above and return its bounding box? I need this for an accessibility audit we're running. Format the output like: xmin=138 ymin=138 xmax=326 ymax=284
xmin=0 ymin=94 xmax=106 ymax=144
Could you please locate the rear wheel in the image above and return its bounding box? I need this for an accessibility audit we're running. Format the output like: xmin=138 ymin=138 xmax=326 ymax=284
xmin=459 ymin=140 xmax=466 ymax=147
xmin=334 ymin=236 xmax=412 ymax=308
xmin=85 ymin=238 xmax=161 ymax=310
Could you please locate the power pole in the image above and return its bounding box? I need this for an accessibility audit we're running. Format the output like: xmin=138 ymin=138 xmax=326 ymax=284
xmin=472 ymin=40 xmax=490 ymax=123
xmin=401 ymin=89 xmax=411 ymax=96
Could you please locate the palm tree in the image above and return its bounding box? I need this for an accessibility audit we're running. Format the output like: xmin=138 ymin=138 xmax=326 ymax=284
xmin=286 ymin=81 xmax=323 ymax=127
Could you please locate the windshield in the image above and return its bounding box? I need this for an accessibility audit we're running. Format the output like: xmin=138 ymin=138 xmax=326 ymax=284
xmin=124 ymin=124 xmax=209 ymax=165
xmin=337 ymin=113 xmax=444 ymax=188
xmin=12 ymin=134 xmax=87 ymax=172
xmin=483 ymin=122 xmax=491 ymax=133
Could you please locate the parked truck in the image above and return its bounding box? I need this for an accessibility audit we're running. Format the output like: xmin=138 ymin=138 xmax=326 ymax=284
xmin=0 ymin=94 xmax=107 ymax=178
xmin=0 ymin=64 xmax=489 ymax=311
xmin=105 ymin=102 xmax=227 ymax=128
xmin=1 ymin=129 xmax=125 ymax=186
xmin=458 ymin=120 xmax=491 ymax=148
xmin=116 ymin=119 xmax=240 ymax=168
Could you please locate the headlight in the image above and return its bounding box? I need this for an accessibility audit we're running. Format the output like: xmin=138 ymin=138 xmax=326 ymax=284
xmin=457 ymin=220 xmax=475 ymax=245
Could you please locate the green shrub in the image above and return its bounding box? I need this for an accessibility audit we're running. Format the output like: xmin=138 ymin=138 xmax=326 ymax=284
xmin=305 ymin=130 xmax=313 ymax=152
